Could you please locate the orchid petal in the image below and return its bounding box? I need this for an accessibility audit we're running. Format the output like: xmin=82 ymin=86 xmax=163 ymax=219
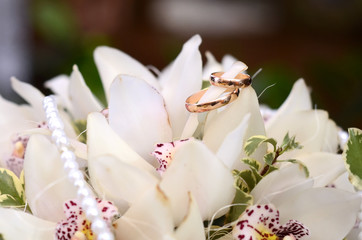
xmin=0 ymin=208 xmax=55 ymax=240
xmin=44 ymin=74 xmax=72 ymax=111
xmin=216 ymin=113 xmax=250 ymax=170
xmin=202 ymin=51 xmax=223 ymax=80
xmin=321 ymin=119 xmax=339 ymax=153
xmin=275 ymin=188 xmax=361 ymax=240
xmin=266 ymin=79 xmax=312 ymax=130
xmin=24 ymin=134 xmax=78 ymax=222
xmin=221 ymin=54 xmax=238 ymax=71
xmin=11 ymin=77 xmax=45 ymax=120
xmin=174 ymin=193 xmax=206 ymax=240
xmin=88 ymin=155 xmax=158 ymax=213
xmin=266 ymin=110 xmax=329 ymax=158
xmin=333 ymin=172 xmax=356 ymax=192
xmin=94 ymin=46 xmax=159 ymax=100
xmin=297 ymin=152 xmax=346 ymax=187
xmin=114 ymin=185 xmax=175 ymax=240
xmin=69 ymin=65 xmax=103 ymax=119
xmin=109 ymin=75 xmax=172 ymax=165
xmin=251 ymin=164 xmax=313 ymax=205
xmin=204 ymin=87 xmax=267 ymax=162
xmin=159 ymin=35 xmax=203 ymax=139
xmin=0 ymin=95 xmax=34 ymax=125
xmin=160 ymin=139 xmax=235 ymax=224
xmin=87 ymin=112 xmax=157 ymax=175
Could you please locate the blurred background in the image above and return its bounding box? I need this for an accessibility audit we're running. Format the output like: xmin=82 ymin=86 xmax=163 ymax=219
xmin=0 ymin=0 xmax=361 ymax=129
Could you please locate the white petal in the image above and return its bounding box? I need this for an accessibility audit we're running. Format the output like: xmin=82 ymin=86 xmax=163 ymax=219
xmin=109 ymin=75 xmax=172 ymax=165
xmin=88 ymin=155 xmax=158 ymax=213
xmin=202 ymin=51 xmax=223 ymax=80
xmin=180 ymin=113 xmax=199 ymax=139
xmin=160 ymin=35 xmax=203 ymax=139
xmin=87 ymin=112 xmax=157 ymax=175
xmin=44 ymin=74 xmax=72 ymax=112
xmin=320 ymin=119 xmax=339 ymax=153
xmin=296 ymin=152 xmax=345 ymax=187
xmin=0 ymin=95 xmax=35 ymax=125
xmin=221 ymin=54 xmax=238 ymax=71
xmin=69 ymin=65 xmax=103 ymax=119
xmin=266 ymin=110 xmax=329 ymax=158
xmin=203 ymin=87 xmax=266 ymax=162
xmin=251 ymin=164 xmax=313 ymax=205
xmin=160 ymin=139 xmax=235 ymax=224
xmin=24 ymin=134 xmax=78 ymax=222
xmin=275 ymin=188 xmax=361 ymax=240
xmin=216 ymin=113 xmax=250 ymax=170
xmin=114 ymin=185 xmax=175 ymax=240
xmin=94 ymin=46 xmax=159 ymax=100
xmin=175 ymin=193 xmax=206 ymax=240
xmin=0 ymin=208 xmax=55 ymax=240
xmin=266 ymin=79 xmax=312 ymax=130
xmin=11 ymin=77 xmax=45 ymax=120
xmin=333 ymin=172 xmax=356 ymax=192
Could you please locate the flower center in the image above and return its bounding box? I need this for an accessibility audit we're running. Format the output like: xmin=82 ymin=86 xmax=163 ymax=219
xmin=151 ymin=138 xmax=190 ymax=175
xmin=55 ymin=199 xmax=119 ymax=240
xmin=233 ymin=204 xmax=309 ymax=240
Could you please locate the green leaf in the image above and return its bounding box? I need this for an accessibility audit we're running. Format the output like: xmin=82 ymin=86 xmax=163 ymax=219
xmin=343 ymin=128 xmax=362 ymax=190
xmin=277 ymin=159 xmax=309 ymax=177
xmin=242 ymin=158 xmax=261 ymax=171
xmin=244 ymin=135 xmax=277 ymax=156
xmin=226 ymin=188 xmax=253 ymax=222
xmin=0 ymin=168 xmax=26 ymax=208
xmin=281 ymin=133 xmax=302 ymax=153
xmin=0 ymin=233 xmax=4 ymax=240
xmin=233 ymin=169 xmax=262 ymax=193
xmin=263 ymin=152 xmax=275 ymax=165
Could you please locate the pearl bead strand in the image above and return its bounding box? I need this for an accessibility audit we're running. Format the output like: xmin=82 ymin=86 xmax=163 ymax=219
xmin=43 ymin=96 xmax=114 ymax=240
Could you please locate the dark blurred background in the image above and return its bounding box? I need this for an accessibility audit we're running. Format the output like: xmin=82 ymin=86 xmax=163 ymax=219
xmin=1 ymin=0 xmax=361 ymax=129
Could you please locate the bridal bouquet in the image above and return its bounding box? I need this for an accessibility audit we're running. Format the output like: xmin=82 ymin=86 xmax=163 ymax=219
xmin=0 ymin=35 xmax=361 ymax=240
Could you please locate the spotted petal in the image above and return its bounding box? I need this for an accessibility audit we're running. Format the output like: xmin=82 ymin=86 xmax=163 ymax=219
xmin=108 ymin=75 xmax=172 ymax=166
xmin=159 ymin=35 xmax=203 ymax=139
xmin=24 ymin=134 xmax=78 ymax=222
xmin=160 ymin=139 xmax=235 ymax=224
xmin=94 ymin=46 xmax=160 ymax=100
xmin=0 ymin=208 xmax=55 ymax=240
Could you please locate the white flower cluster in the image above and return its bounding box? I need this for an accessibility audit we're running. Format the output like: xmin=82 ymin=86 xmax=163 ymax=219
xmin=0 ymin=35 xmax=360 ymax=240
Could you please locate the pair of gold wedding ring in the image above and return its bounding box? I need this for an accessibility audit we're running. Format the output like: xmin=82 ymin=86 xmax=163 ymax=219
xmin=185 ymin=72 xmax=251 ymax=113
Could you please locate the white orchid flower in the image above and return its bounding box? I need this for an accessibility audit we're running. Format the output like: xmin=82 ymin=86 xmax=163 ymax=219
xmin=264 ymin=79 xmax=340 ymax=158
xmin=86 ymin=112 xmax=236 ymax=226
xmin=0 ymin=77 xmax=78 ymax=176
xmin=248 ymin=164 xmax=361 ymax=240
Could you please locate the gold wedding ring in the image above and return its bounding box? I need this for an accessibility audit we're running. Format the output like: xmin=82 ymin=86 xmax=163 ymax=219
xmin=210 ymin=72 xmax=251 ymax=88
xmin=185 ymin=87 xmax=240 ymax=113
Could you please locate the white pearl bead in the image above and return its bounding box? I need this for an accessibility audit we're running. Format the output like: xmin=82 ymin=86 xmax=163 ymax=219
xmin=74 ymin=178 xmax=85 ymax=188
xmin=68 ymin=169 xmax=83 ymax=182
xmin=61 ymin=150 xmax=76 ymax=162
xmin=91 ymin=218 xmax=107 ymax=234
xmin=55 ymin=136 xmax=70 ymax=148
xmin=82 ymin=196 xmax=97 ymax=209
xmin=97 ymin=231 xmax=115 ymax=240
xmin=63 ymin=159 xmax=79 ymax=171
xmin=52 ymin=129 xmax=65 ymax=141
xmin=48 ymin=118 xmax=64 ymax=130
xmin=85 ymin=206 xmax=99 ymax=221
xmin=77 ymin=186 xmax=91 ymax=199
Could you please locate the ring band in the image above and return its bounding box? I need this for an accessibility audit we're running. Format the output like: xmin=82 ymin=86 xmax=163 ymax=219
xmin=210 ymin=72 xmax=252 ymax=88
xmin=185 ymin=87 xmax=240 ymax=113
